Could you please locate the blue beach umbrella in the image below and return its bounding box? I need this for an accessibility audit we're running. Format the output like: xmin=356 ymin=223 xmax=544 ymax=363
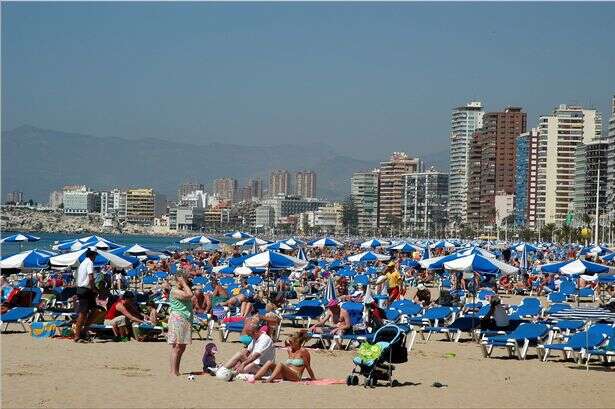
xmin=600 ymin=252 xmax=615 ymax=262
xmin=260 ymin=241 xmax=294 ymax=252
xmin=49 ymin=248 xmax=135 ymax=269
xmin=443 ymin=254 xmax=518 ymax=276
xmin=347 ymin=251 xmax=391 ymax=263
xmin=243 ymin=250 xmax=308 ymax=270
xmin=323 ymin=276 xmax=337 ymax=302
xmin=360 ymin=239 xmax=388 ymax=249
xmin=296 ymin=247 xmax=308 ymax=262
xmin=540 ymin=259 xmax=611 ymax=275
xmin=421 ymin=245 xmax=431 ymax=260
xmin=224 ymin=231 xmax=253 ymax=239
xmin=179 ymin=235 xmax=220 ymax=245
xmin=309 ymin=237 xmax=342 ymax=248
xmin=0 ymin=249 xmax=56 ymax=269
xmin=0 ymin=233 xmax=40 ymax=244
xmin=389 ymin=242 xmax=422 ymax=253
xmin=236 ymin=237 xmax=269 ymax=247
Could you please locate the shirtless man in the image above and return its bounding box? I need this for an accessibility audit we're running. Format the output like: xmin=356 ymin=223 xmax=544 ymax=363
xmin=308 ymin=299 xmax=351 ymax=336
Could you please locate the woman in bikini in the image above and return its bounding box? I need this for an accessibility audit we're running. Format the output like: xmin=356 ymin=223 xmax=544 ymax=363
xmin=253 ymin=330 xmax=315 ymax=383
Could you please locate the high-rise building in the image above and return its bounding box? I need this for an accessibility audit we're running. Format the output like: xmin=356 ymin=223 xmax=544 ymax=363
xmin=351 ymin=171 xmax=379 ymax=234
xmin=269 ymin=170 xmax=290 ymax=196
xmin=249 ymin=179 xmax=264 ymax=200
xmin=402 ymin=168 xmax=449 ymax=236
xmin=126 ymin=188 xmax=160 ymax=226
xmin=259 ymin=194 xmax=326 ymax=225
xmin=378 ymin=152 xmax=422 ymax=230
xmin=448 ymin=101 xmax=484 ymax=227
xmin=606 ymin=96 xmax=615 ymax=223
xmin=177 ymin=182 xmax=205 ymax=201
xmin=573 ymin=140 xmax=609 ymax=224
xmin=467 ymin=107 xmax=527 ymax=227
xmin=6 ymin=191 xmax=24 ymax=204
xmin=514 ymin=129 xmax=540 ymax=228
xmin=63 ymin=185 xmax=97 ymax=215
xmin=536 ymin=105 xmax=602 ymax=226
xmin=100 ymin=189 xmax=127 ymax=219
xmin=48 ymin=190 xmax=64 ymax=209
xmin=295 ymin=171 xmax=317 ymax=198
xmin=214 ymin=178 xmax=238 ymax=202
xmin=239 ymin=185 xmax=253 ymax=203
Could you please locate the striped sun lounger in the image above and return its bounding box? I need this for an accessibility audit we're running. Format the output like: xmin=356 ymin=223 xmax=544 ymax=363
xmin=549 ymin=307 xmax=615 ymax=322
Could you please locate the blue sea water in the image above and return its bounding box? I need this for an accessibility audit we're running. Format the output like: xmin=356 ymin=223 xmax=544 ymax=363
xmin=0 ymin=231 xmax=213 ymax=256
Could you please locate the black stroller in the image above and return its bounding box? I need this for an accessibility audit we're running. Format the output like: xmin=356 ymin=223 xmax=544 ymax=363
xmin=347 ymin=324 xmax=408 ymax=387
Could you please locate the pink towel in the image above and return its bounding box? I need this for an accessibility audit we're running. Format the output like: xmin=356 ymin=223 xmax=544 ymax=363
xmin=301 ymin=378 xmax=346 ymax=385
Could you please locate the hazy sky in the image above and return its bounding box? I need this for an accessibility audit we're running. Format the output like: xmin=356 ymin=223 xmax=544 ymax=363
xmin=2 ymin=2 xmax=614 ymax=160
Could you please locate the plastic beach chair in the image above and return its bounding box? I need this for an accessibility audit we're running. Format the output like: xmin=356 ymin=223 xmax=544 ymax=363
xmin=481 ymin=322 xmax=550 ymax=360
xmin=1 ymin=307 xmax=37 ymax=332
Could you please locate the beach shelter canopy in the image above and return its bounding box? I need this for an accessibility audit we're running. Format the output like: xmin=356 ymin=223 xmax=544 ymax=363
xmin=49 ymin=248 xmax=134 ymax=269
xmin=296 ymin=247 xmax=308 ymax=262
xmin=260 ymin=241 xmax=294 ymax=252
xmin=243 ymin=250 xmax=307 ymax=270
xmin=443 ymin=254 xmax=518 ymax=276
xmin=236 ymin=237 xmax=269 ymax=247
xmin=309 ymin=237 xmax=342 ymax=248
xmin=179 ymin=235 xmax=220 ymax=245
xmin=123 ymin=244 xmax=164 ymax=257
xmin=457 ymin=247 xmax=496 ymax=259
xmin=347 ymin=251 xmax=391 ymax=263
xmin=224 ymin=231 xmax=253 ymax=239
xmin=0 ymin=249 xmax=56 ymax=269
xmin=0 ymin=233 xmax=41 ymax=244
xmin=579 ymin=245 xmax=612 ymax=256
xmin=389 ymin=242 xmax=422 ymax=253
xmin=540 ymin=259 xmax=611 ymax=275
xmin=360 ymin=239 xmax=388 ymax=249
xmin=512 ymin=243 xmax=539 ymax=253
xmin=430 ymin=240 xmax=456 ymax=250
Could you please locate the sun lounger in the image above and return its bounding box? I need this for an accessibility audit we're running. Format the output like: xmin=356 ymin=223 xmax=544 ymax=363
xmin=481 ymin=322 xmax=550 ymax=359
xmin=536 ymin=324 xmax=613 ymax=362
xmin=1 ymin=307 xmax=37 ymax=332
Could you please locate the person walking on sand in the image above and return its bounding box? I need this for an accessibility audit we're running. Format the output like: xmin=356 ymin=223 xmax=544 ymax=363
xmin=73 ymin=248 xmax=98 ymax=343
xmin=168 ymin=271 xmax=193 ymax=376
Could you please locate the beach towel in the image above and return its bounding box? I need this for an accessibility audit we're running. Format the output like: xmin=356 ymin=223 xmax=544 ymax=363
xmin=300 ymin=378 xmax=346 ymax=385
xmin=31 ymin=322 xmax=57 ymax=338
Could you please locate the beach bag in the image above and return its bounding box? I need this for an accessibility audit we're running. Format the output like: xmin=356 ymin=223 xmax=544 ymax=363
xmin=31 ymin=322 xmax=58 ymax=338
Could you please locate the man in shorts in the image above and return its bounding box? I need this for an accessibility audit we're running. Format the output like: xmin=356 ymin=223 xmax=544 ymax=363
xmin=104 ymin=291 xmax=145 ymax=341
xmin=219 ymin=318 xmax=276 ymax=376
xmin=73 ymin=248 xmax=98 ymax=342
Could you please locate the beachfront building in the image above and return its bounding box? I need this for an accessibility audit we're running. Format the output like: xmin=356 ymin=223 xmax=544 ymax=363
xmin=295 ymin=171 xmax=317 ymax=198
xmin=514 ymin=129 xmax=540 ymax=228
xmin=536 ymin=105 xmax=602 ymax=226
xmin=269 ymin=170 xmax=290 ymax=197
xmin=448 ymin=101 xmax=484 ymax=228
xmin=402 ymin=169 xmax=448 ymax=237
xmin=179 ymin=190 xmax=208 ymax=208
xmin=177 ymin=182 xmax=205 ymax=201
xmin=100 ymin=189 xmax=127 ymax=220
xmin=214 ymin=178 xmax=238 ymax=203
xmin=125 ymin=188 xmax=165 ymax=226
xmin=607 ymin=95 xmax=615 ymax=226
xmin=48 ymin=190 xmax=63 ymax=209
xmin=260 ymin=194 xmax=326 ymax=225
xmin=351 ymin=170 xmax=379 ymax=235
xmin=573 ymin=140 xmax=609 ymax=226
xmin=495 ymin=192 xmax=515 ymax=227
xmin=255 ymin=205 xmax=275 ymax=228
xmin=6 ymin=191 xmax=24 ymax=205
xmin=63 ymin=185 xmax=97 ymax=216
xmin=378 ymin=152 xmax=422 ymax=232
xmin=467 ymin=107 xmax=527 ymax=228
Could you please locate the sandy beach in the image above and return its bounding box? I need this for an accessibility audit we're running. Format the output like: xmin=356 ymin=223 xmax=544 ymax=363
xmin=3 ymin=312 xmax=613 ymax=409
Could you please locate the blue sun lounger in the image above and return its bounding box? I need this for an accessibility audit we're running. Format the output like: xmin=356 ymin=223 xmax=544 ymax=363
xmin=481 ymin=322 xmax=550 ymax=360
xmin=537 ymin=324 xmax=614 ymax=362
xmin=1 ymin=307 xmax=37 ymax=332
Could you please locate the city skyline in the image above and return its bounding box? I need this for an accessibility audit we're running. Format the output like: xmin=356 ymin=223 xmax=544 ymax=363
xmin=3 ymin=3 xmax=614 ymax=161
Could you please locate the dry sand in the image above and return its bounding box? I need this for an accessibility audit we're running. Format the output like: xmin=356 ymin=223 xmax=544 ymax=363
xmin=3 ymin=308 xmax=614 ymax=409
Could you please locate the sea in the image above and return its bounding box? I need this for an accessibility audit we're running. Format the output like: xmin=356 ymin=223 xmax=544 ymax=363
xmin=0 ymin=231 xmax=205 ymax=255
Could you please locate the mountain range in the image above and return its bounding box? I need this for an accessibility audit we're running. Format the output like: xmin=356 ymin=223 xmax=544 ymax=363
xmin=1 ymin=125 xmax=448 ymax=202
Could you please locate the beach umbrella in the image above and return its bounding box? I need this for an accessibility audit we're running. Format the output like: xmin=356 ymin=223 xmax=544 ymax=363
xmin=284 ymin=237 xmax=305 ymax=247
xmin=309 ymin=237 xmax=342 ymax=248
xmin=296 ymin=247 xmax=308 ymax=262
xmin=49 ymin=248 xmax=134 ymax=269
xmin=236 ymin=237 xmax=269 ymax=247
xmin=360 ymin=239 xmax=388 ymax=249
xmin=234 ymin=266 xmax=253 ymax=276
xmin=260 ymin=241 xmax=294 ymax=252
xmin=401 ymin=259 xmax=421 ymax=269
xmin=421 ymin=245 xmax=431 ymax=260
xmin=579 ymin=245 xmax=612 ymax=257
xmin=600 ymin=252 xmax=615 ymax=262
xmin=0 ymin=249 xmax=56 ymax=269
xmin=123 ymin=244 xmax=164 ymax=257
xmin=224 ymin=231 xmax=253 ymax=239
xmin=389 ymin=242 xmax=422 ymax=253
xmin=512 ymin=243 xmax=539 ymax=253
xmin=0 ymin=233 xmax=40 ymax=244
xmin=457 ymin=247 xmax=496 ymax=259
xmin=323 ymin=276 xmax=337 ymax=302
xmin=420 ymin=253 xmax=461 ymax=270
xmin=430 ymin=240 xmax=456 ymax=250
xmin=347 ymin=251 xmax=391 ymax=263
xmin=52 ymin=236 xmax=120 ymax=252
xmin=179 ymin=235 xmax=220 ymax=245
xmin=443 ymin=254 xmax=519 ymax=276
xmin=243 ymin=250 xmax=308 ymax=270
xmin=540 ymin=259 xmax=611 ymax=275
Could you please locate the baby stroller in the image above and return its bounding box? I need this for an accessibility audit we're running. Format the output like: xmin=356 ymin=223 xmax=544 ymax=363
xmin=347 ymin=324 xmax=408 ymax=387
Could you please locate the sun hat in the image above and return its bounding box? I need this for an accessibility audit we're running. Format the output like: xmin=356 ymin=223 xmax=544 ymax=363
xmin=326 ymin=299 xmax=339 ymax=308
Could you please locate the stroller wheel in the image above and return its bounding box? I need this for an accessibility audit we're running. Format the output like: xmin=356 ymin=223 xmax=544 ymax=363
xmin=346 ymin=375 xmax=353 ymax=386
xmin=352 ymin=375 xmax=359 ymax=386
xmin=365 ymin=377 xmax=376 ymax=388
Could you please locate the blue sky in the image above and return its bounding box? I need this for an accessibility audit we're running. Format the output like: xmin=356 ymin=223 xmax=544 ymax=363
xmin=2 ymin=2 xmax=614 ymax=160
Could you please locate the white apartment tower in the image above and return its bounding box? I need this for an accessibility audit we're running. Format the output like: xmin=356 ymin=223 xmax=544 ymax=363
xmin=447 ymin=101 xmax=484 ymax=227
xmin=536 ymin=104 xmax=602 ymax=226
xmin=607 ymin=95 xmax=615 ymax=223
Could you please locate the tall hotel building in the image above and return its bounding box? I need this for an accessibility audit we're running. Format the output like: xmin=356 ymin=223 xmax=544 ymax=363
xmin=269 ymin=170 xmax=290 ymax=196
xmin=536 ymin=105 xmax=602 ymax=225
xmin=606 ymin=96 xmax=615 ymax=221
xmin=351 ymin=171 xmax=380 ymax=234
xmin=377 ymin=152 xmax=422 ymax=229
xmin=447 ymin=101 xmax=484 ymax=227
xmin=515 ymin=129 xmax=540 ymax=228
xmin=295 ymin=171 xmax=316 ymax=198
